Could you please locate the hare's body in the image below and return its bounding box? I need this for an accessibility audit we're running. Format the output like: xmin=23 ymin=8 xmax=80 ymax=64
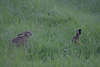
xmin=12 ymin=36 xmax=28 ymax=45
xmin=12 ymin=31 xmax=32 ymax=46
xmin=72 ymin=29 xmax=82 ymax=43
xmin=72 ymin=34 xmax=80 ymax=43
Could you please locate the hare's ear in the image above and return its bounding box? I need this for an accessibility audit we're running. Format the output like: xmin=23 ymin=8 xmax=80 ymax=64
xmin=17 ymin=33 xmax=24 ymax=37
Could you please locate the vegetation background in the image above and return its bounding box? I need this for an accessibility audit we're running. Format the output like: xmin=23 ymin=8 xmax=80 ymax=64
xmin=0 ymin=0 xmax=100 ymax=67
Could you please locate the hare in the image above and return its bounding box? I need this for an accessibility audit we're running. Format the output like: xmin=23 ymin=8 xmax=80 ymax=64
xmin=12 ymin=31 xmax=32 ymax=46
xmin=72 ymin=29 xmax=82 ymax=43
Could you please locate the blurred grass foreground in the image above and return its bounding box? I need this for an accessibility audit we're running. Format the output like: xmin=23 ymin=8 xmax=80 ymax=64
xmin=0 ymin=0 xmax=100 ymax=67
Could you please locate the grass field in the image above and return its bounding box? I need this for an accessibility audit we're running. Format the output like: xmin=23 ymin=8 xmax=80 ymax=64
xmin=0 ymin=0 xmax=100 ymax=67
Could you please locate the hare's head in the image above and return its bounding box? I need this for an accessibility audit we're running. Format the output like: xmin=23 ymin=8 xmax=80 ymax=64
xmin=76 ymin=29 xmax=82 ymax=35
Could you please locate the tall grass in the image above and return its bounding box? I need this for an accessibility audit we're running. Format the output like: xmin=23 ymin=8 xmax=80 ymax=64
xmin=0 ymin=0 xmax=100 ymax=67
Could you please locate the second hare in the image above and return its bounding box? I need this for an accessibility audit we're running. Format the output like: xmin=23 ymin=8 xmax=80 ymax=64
xmin=72 ymin=29 xmax=82 ymax=43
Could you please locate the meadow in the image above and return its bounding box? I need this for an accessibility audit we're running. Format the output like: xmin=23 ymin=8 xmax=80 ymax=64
xmin=0 ymin=0 xmax=100 ymax=67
